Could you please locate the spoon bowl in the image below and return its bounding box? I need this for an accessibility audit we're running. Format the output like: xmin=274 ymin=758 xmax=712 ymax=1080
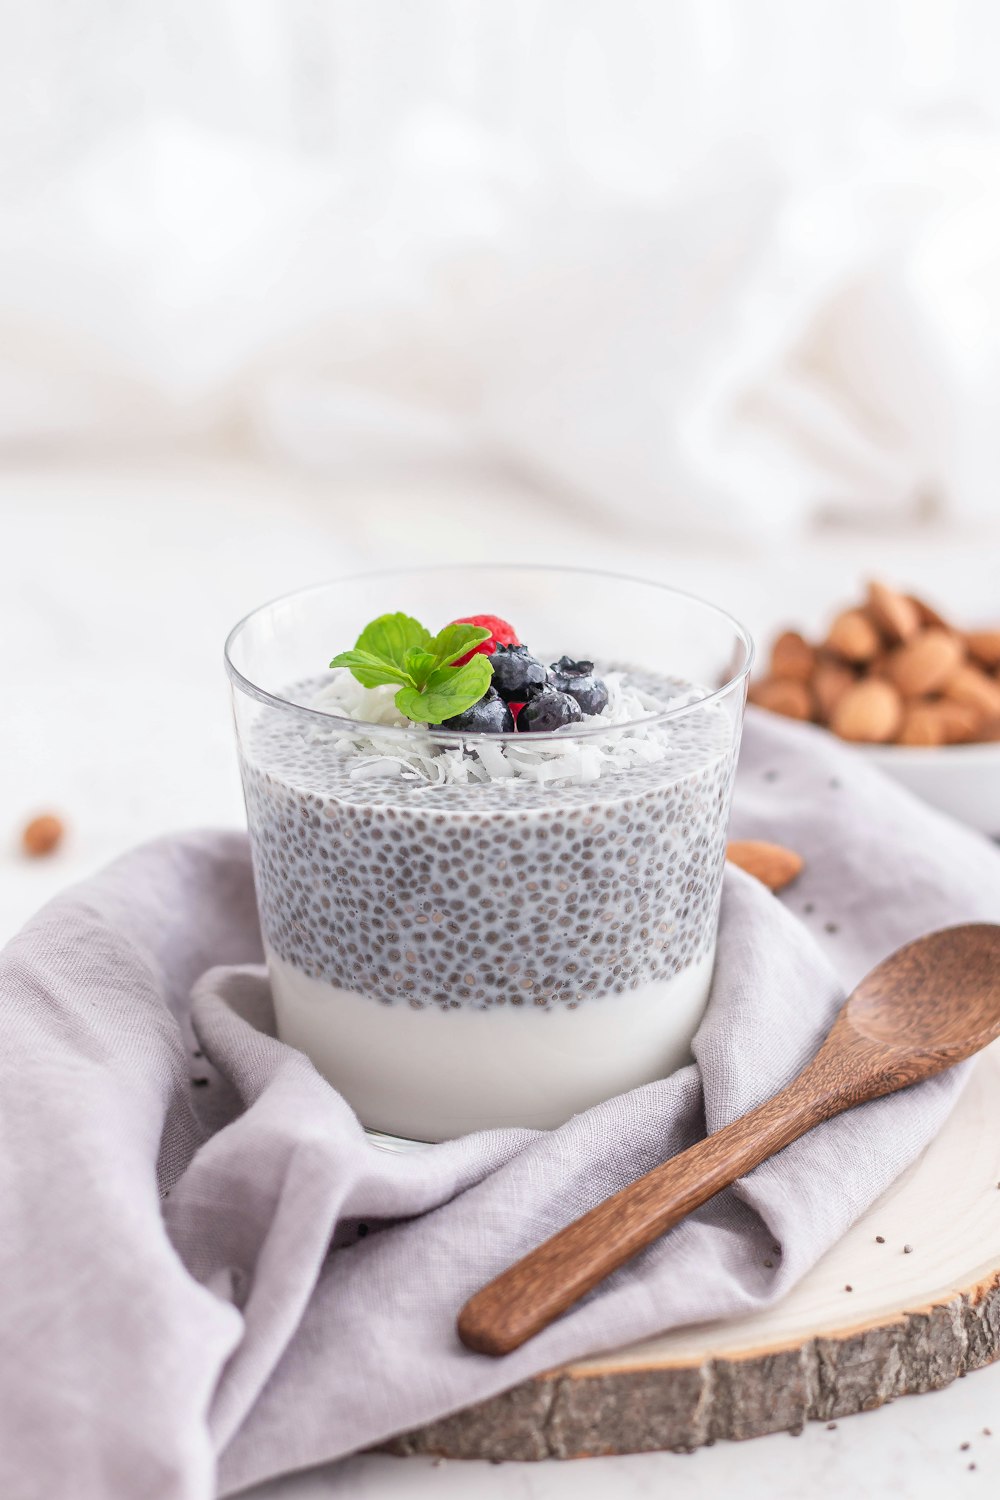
xmin=845 ymin=924 xmax=1000 ymax=1054
xmin=459 ymin=922 xmax=1000 ymax=1358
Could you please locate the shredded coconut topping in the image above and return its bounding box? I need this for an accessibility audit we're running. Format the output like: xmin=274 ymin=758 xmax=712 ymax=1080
xmin=303 ymin=668 xmax=705 ymax=787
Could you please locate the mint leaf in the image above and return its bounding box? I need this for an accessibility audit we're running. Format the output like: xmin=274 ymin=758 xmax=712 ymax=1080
xmin=356 ymin=613 xmax=430 ymax=667
xmin=328 ymin=649 xmax=414 ymax=690
xmin=402 ymin=647 xmax=440 ymax=688
xmin=330 ymin=613 xmax=430 ymax=689
xmin=428 ymin=622 xmax=492 ymax=668
xmin=395 ymin=654 xmax=493 ymax=725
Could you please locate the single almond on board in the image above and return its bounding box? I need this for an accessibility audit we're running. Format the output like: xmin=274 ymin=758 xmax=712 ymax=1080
xmin=748 ymin=677 xmax=814 ymax=720
xmin=897 ymin=703 xmax=948 ymax=747
xmin=770 ymin=630 xmax=815 ymax=682
xmin=726 ymin=840 xmax=804 ymax=892
xmin=867 ymin=581 xmax=920 ymax=644
xmin=944 ymin=664 xmax=1000 ymax=721
xmin=812 ymin=660 xmax=855 ymax=723
xmin=21 ymin=813 xmax=65 ymax=858
xmin=966 ymin=630 xmax=1000 ymax=670
xmin=830 ymin=679 xmax=903 ymax=743
xmin=886 ymin=628 xmax=964 ymax=697
xmin=936 ymin=699 xmax=984 ymax=744
xmin=825 ymin=609 xmax=881 ymax=664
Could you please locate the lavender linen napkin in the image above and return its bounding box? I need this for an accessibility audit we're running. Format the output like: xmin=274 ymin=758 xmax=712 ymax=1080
xmin=3 ymin=710 xmax=1000 ymax=1500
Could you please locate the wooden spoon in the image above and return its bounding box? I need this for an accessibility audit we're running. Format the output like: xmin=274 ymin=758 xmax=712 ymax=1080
xmin=458 ymin=923 xmax=1000 ymax=1357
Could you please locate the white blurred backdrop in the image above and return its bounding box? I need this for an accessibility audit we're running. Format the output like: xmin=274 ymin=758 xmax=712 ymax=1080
xmin=4 ymin=0 xmax=1000 ymax=536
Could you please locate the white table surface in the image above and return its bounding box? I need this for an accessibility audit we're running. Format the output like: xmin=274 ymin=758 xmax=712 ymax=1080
xmin=4 ymin=452 xmax=1000 ymax=1500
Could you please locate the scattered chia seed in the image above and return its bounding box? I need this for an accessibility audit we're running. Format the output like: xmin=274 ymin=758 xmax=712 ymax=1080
xmin=763 ymin=1259 xmax=774 ymax=1269
xmin=969 ymin=1463 xmax=977 ymax=1471
xmin=771 ymin=1243 xmax=781 ymax=1255
xmin=961 ymin=1443 xmax=970 ymax=1451
xmin=825 ymin=921 xmax=839 ymax=934
xmin=193 ymin=1049 xmax=204 ymax=1059
xmin=983 ymin=1428 xmax=992 ymax=1437
xmin=844 ymin=1284 xmax=853 ymax=1292
xmin=192 ymin=1077 xmax=209 ymax=1088
xmin=903 ymin=1243 xmax=913 ymax=1254
xmin=803 ymin=902 xmax=815 ymax=914
xmin=827 ymin=1422 xmax=837 ymax=1431
xmin=875 ymin=1235 xmax=885 ymax=1244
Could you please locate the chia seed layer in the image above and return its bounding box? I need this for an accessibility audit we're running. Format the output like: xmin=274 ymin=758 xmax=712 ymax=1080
xmin=240 ymin=668 xmax=737 ymax=1012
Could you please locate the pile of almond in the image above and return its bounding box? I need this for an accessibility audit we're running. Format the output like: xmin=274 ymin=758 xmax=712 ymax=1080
xmin=749 ymin=582 xmax=1000 ymax=746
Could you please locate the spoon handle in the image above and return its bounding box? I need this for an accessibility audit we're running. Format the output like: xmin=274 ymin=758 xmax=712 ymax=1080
xmin=458 ymin=1074 xmax=829 ymax=1357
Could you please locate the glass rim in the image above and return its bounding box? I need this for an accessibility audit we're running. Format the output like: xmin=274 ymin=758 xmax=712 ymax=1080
xmin=223 ymin=562 xmax=755 ymax=745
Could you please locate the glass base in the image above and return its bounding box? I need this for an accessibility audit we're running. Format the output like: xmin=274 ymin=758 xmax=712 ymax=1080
xmin=365 ymin=1126 xmax=433 ymax=1154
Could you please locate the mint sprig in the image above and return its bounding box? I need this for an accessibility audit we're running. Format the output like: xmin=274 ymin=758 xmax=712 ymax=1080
xmin=330 ymin=612 xmax=493 ymax=725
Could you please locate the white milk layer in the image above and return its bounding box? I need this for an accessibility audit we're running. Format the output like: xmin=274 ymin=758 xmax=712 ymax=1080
xmin=267 ymin=948 xmax=715 ymax=1141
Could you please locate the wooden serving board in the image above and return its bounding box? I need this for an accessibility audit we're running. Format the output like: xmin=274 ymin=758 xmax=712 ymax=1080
xmin=387 ymin=1040 xmax=1000 ymax=1460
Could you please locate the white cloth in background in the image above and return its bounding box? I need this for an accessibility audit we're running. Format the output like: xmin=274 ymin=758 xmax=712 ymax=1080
xmin=4 ymin=1 xmax=1000 ymax=536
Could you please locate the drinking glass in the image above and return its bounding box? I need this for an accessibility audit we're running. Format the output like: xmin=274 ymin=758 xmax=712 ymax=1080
xmin=226 ymin=565 xmax=753 ymax=1141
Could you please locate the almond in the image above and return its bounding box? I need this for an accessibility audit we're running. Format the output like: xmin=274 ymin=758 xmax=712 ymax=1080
xmin=811 ymin=659 xmax=855 ymax=722
xmin=825 ymin=609 xmax=880 ymax=664
xmin=966 ymin=630 xmax=1000 ymax=670
xmin=748 ymin=677 xmax=814 ymax=720
xmin=886 ymin=628 xmax=964 ymax=697
xmin=830 ymin=679 xmax=903 ymax=743
xmin=770 ymin=630 xmax=815 ymax=682
xmin=897 ymin=703 xmax=948 ymax=747
xmin=21 ymin=813 xmax=65 ymax=858
xmin=726 ymin=840 xmax=804 ymax=893
xmin=943 ymin=664 xmax=1000 ymax=721
xmin=936 ymin=698 xmax=984 ymax=744
xmin=867 ymin=580 xmax=920 ymax=644
xmin=907 ymin=593 xmax=950 ymax=631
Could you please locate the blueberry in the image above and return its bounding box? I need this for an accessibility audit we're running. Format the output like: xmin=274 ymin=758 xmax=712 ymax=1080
xmin=547 ymin=656 xmax=609 ymax=716
xmin=518 ymin=687 xmax=583 ymax=732
xmin=442 ymin=687 xmax=515 ymax=734
xmin=488 ymin=643 xmax=547 ymax=703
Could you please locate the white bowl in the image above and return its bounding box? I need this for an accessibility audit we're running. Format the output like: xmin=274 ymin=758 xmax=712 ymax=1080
xmin=861 ymin=740 xmax=1000 ymax=837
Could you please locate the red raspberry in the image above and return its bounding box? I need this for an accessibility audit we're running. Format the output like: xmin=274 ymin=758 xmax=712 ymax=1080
xmin=450 ymin=614 xmax=520 ymax=666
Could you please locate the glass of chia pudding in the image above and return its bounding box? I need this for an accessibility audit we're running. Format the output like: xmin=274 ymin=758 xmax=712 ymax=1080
xmin=225 ymin=566 xmax=752 ymax=1142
